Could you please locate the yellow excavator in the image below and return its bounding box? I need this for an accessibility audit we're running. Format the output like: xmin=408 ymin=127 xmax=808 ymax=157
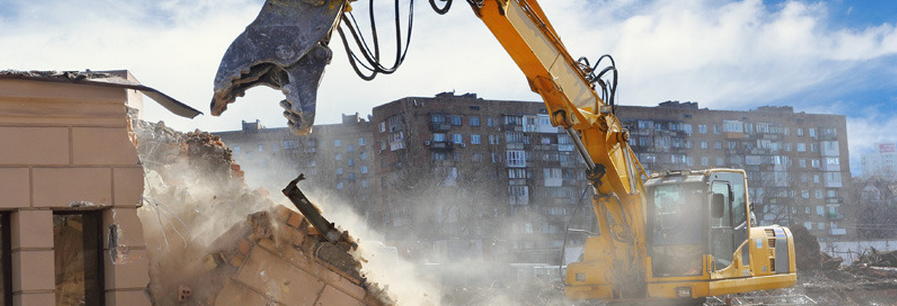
xmin=208 ymin=0 xmax=796 ymax=304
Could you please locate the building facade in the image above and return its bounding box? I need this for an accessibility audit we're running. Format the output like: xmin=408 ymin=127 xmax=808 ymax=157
xmin=0 ymin=70 xmax=197 ymax=306
xmin=861 ymin=143 xmax=897 ymax=179
xmin=617 ymin=101 xmax=852 ymax=240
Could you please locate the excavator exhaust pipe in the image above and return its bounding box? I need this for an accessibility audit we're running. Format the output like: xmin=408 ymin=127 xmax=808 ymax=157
xmin=210 ymin=0 xmax=346 ymax=135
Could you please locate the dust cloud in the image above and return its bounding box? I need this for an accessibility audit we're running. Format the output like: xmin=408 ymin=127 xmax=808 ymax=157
xmin=134 ymin=121 xmax=285 ymax=305
xmin=226 ymin=139 xmax=576 ymax=306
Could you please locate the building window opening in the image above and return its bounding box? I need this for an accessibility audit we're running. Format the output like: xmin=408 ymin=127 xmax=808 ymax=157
xmin=54 ymin=211 xmax=104 ymax=306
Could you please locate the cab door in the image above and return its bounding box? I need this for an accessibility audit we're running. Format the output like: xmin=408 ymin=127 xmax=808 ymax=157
xmin=709 ymin=181 xmax=734 ymax=272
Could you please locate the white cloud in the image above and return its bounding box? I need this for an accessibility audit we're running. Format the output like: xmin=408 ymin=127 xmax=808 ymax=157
xmin=2 ymin=0 xmax=897 ymax=174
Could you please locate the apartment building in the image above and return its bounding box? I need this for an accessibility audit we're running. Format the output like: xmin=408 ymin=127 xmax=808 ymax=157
xmin=861 ymin=143 xmax=897 ymax=179
xmin=217 ymin=93 xmax=854 ymax=266
xmin=617 ymin=101 xmax=852 ymax=240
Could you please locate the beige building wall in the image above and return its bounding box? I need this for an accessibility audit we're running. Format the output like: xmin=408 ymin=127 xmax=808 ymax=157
xmin=0 ymin=76 xmax=149 ymax=305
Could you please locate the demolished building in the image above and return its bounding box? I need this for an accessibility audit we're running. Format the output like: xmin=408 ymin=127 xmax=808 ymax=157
xmin=0 ymin=70 xmax=389 ymax=306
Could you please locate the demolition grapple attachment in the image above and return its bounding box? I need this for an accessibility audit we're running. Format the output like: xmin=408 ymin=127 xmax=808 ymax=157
xmin=210 ymin=0 xmax=345 ymax=135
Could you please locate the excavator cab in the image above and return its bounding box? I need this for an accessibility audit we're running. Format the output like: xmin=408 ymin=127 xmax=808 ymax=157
xmin=640 ymin=169 xmax=796 ymax=301
xmin=647 ymin=169 xmax=751 ymax=279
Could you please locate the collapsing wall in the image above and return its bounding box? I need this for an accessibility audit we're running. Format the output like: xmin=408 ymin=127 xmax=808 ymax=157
xmin=133 ymin=120 xmax=389 ymax=306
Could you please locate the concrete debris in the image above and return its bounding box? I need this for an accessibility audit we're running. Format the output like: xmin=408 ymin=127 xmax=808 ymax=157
xmin=133 ymin=120 xmax=390 ymax=306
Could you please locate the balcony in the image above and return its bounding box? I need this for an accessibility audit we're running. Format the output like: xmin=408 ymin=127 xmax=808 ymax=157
xmin=429 ymin=122 xmax=452 ymax=132
xmin=830 ymin=228 xmax=847 ymax=236
xmin=425 ymin=140 xmax=454 ymax=151
xmin=827 ymin=213 xmax=845 ymax=220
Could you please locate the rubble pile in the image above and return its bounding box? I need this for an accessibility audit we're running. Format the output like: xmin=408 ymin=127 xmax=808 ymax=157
xmin=133 ymin=120 xmax=389 ymax=306
xmin=791 ymin=225 xmax=843 ymax=271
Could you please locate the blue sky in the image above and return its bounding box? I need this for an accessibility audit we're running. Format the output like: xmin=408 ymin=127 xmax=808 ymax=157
xmin=1 ymin=0 xmax=897 ymax=176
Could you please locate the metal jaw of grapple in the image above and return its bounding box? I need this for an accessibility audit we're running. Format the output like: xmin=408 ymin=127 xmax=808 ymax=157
xmin=210 ymin=0 xmax=346 ymax=135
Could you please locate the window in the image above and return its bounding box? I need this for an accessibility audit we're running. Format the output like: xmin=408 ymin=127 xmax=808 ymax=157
xmin=469 ymin=116 xmax=480 ymax=126
xmin=508 ymin=186 xmax=529 ymax=205
xmin=450 ymin=115 xmax=462 ymax=126
xmin=431 ymin=113 xmax=445 ymax=123
xmin=334 ymin=139 xmax=342 ymax=147
xmin=54 ymin=211 xmax=104 ymax=306
xmin=505 ymin=132 xmax=524 ymax=144
xmin=232 ymin=146 xmax=241 ymax=153
xmin=257 ymin=144 xmax=264 ymax=152
xmin=797 ymin=143 xmax=806 ymax=152
xmin=379 ymin=122 xmax=386 ymax=133
xmin=796 ymin=128 xmax=804 ymax=136
xmin=728 ymin=141 xmax=737 ymax=150
xmin=335 ymin=153 xmax=341 ymax=161
xmin=472 ymin=152 xmax=484 ymax=162
xmin=713 ymin=125 xmax=720 ymax=134
xmin=336 ymin=167 xmax=343 ymax=175
xmin=502 ymin=115 xmax=523 ymax=125
xmin=698 ymin=125 xmax=707 ymax=134
xmin=337 ymin=182 xmax=344 ymax=189
xmin=487 ymin=117 xmax=496 ymax=127
xmin=723 ymin=120 xmax=743 ymax=133
xmin=816 ymin=206 xmax=824 ymax=215
xmin=347 ymin=144 xmax=354 ymax=152
xmin=815 ymin=190 xmax=824 ymax=199
xmin=700 ymin=141 xmax=708 ymax=149
xmin=361 ymin=166 xmax=368 ymax=173
xmin=433 ymin=133 xmax=446 ymax=142
xmin=359 ymin=137 xmax=366 ymax=146
xmin=809 ymin=128 xmax=817 ymax=138
xmin=283 ymin=141 xmax=298 ymax=150
xmin=361 ymin=180 xmax=368 ymax=188
xmin=714 ymin=141 xmax=722 ymax=150
xmin=488 ymin=134 xmax=500 ymax=145
xmin=452 ymin=134 xmax=463 ymax=144
xmin=347 ymin=159 xmax=355 ymax=167
xmin=360 ymin=152 xmax=368 ymax=160
xmin=506 ymin=150 xmax=526 ymax=167
xmin=471 ymin=134 xmax=481 ymax=144
xmin=799 ymin=159 xmax=806 ymax=168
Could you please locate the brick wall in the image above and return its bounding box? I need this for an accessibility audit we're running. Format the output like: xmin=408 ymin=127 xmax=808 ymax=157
xmin=205 ymin=205 xmax=384 ymax=306
xmin=0 ymin=77 xmax=149 ymax=306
